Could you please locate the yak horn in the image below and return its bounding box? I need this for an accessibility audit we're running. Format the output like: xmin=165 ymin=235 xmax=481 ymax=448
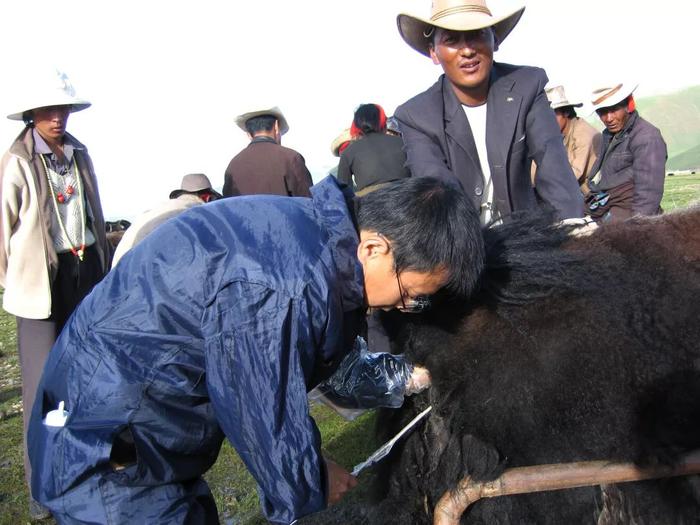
xmin=434 ymin=450 xmax=700 ymax=525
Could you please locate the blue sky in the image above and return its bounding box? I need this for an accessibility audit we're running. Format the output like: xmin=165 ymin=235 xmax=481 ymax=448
xmin=2 ymin=0 xmax=699 ymax=220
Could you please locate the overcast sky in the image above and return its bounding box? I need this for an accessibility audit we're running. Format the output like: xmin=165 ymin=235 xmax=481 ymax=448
xmin=2 ymin=0 xmax=699 ymax=220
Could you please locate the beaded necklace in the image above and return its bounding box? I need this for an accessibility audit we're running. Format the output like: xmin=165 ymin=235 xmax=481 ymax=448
xmin=40 ymin=153 xmax=87 ymax=261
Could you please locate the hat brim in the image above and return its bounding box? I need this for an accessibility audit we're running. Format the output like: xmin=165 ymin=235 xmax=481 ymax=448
xmin=169 ymin=188 xmax=223 ymax=200
xmin=7 ymin=100 xmax=91 ymax=121
xmin=235 ymin=107 xmax=289 ymax=135
xmin=591 ymin=84 xmax=638 ymax=111
xmin=397 ymin=5 xmax=525 ymax=57
xmin=551 ymin=101 xmax=584 ymax=110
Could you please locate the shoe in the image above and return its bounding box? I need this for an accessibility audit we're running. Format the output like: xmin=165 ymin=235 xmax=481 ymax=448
xmin=29 ymin=498 xmax=51 ymax=521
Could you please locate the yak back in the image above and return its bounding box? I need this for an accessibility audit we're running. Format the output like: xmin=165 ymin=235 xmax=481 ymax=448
xmin=369 ymin=207 xmax=700 ymax=524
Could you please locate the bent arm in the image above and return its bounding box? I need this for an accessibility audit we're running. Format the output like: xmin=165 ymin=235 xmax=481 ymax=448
xmin=203 ymin=285 xmax=326 ymax=524
xmin=287 ymin=154 xmax=313 ymax=197
xmin=630 ymin=131 xmax=667 ymax=215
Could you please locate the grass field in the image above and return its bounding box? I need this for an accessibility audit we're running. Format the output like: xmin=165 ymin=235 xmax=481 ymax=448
xmin=1 ymin=173 xmax=698 ymax=524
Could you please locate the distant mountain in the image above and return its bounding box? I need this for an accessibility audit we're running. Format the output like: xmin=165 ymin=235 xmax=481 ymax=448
xmin=667 ymin=143 xmax=700 ymax=171
xmin=636 ymin=85 xmax=700 ymax=165
xmin=587 ymin=85 xmax=700 ymax=170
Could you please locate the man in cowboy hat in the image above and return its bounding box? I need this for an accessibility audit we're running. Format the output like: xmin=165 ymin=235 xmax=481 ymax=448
xmin=0 ymin=68 xmax=110 ymax=520
xmin=328 ymin=128 xmax=354 ymax=178
xmin=223 ymin=105 xmax=313 ymax=197
xmin=394 ymin=0 xmax=583 ymax=224
xmin=111 ymin=173 xmax=222 ymax=266
xmin=544 ymin=85 xmax=601 ymax=194
xmin=585 ymin=83 xmax=667 ymax=222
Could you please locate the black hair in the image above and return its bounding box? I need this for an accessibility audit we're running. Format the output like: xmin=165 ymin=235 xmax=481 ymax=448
xmin=555 ymin=106 xmax=577 ymax=119
xmin=244 ymin=115 xmax=277 ymax=135
xmin=356 ymin=177 xmax=484 ymax=298
xmin=353 ymin=104 xmax=384 ymax=135
xmin=22 ymin=111 xmax=35 ymax=128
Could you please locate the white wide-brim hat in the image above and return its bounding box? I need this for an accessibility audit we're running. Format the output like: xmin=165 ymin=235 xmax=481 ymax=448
xmin=546 ymin=85 xmax=583 ymax=110
xmin=235 ymin=106 xmax=289 ymax=135
xmin=330 ymin=128 xmax=353 ymax=157
xmin=590 ymin=83 xmax=638 ymax=111
xmin=7 ymin=69 xmax=91 ymax=121
xmin=397 ymin=0 xmax=525 ymax=57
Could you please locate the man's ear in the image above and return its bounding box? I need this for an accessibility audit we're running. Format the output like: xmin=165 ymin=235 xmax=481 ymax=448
xmin=357 ymin=233 xmax=391 ymax=264
xmin=429 ymin=45 xmax=441 ymax=66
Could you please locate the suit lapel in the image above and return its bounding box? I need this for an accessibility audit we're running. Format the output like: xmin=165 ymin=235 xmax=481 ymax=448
xmin=486 ymin=69 xmax=521 ymax=166
xmin=486 ymin=66 xmax=522 ymax=210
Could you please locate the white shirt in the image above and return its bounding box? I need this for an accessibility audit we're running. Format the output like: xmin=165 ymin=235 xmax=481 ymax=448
xmin=462 ymin=103 xmax=496 ymax=225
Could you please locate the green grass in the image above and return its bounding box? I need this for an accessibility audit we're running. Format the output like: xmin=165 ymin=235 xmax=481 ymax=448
xmin=1 ymin=173 xmax=698 ymax=523
xmin=661 ymin=172 xmax=700 ymax=211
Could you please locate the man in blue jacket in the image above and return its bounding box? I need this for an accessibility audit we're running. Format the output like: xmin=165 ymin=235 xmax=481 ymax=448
xmin=394 ymin=0 xmax=583 ymax=224
xmin=28 ymin=175 xmax=484 ymax=524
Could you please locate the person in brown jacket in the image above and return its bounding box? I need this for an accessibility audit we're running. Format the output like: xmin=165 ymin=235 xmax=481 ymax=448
xmin=223 ymin=106 xmax=313 ymax=197
xmin=545 ymin=85 xmax=601 ymax=194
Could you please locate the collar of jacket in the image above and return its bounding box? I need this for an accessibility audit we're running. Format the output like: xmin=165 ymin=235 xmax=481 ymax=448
xmin=9 ymin=126 xmax=86 ymax=162
xmin=310 ymin=176 xmax=365 ymax=312
xmin=249 ymin=135 xmax=278 ymax=146
xmin=603 ymin=110 xmax=639 ymax=142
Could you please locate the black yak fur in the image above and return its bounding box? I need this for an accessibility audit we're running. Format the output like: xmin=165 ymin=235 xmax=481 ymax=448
xmin=301 ymin=207 xmax=700 ymax=524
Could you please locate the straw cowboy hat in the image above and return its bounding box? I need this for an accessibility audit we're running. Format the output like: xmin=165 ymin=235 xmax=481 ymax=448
xmin=590 ymin=83 xmax=638 ymax=111
xmin=330 ymin=128 xmax=353 ymax=157
xmin=397 ymin=0 xmax=526 ymax=57
xmin=235 ymin=106 xmax=289 ymax=135
xmin=545 ymin=85 xmax=583 ymax=110
xmin=7 ymin=69 xmax=91 ymax=121
xmin=169 ymin=173 xmax=222 ymax=199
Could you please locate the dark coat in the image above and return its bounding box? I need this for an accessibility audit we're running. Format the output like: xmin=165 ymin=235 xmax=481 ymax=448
xmin=223 ymin=136 xmax=313 ymax=197
xmin=337 ymin=132 xmax=410 ymax=191
xmin=395 ymin=64 xmax=584 ymax=219
xmin=28 ymin=177 xmax=366 ymax=524
xmin=587 ymin=111 xmax=667 ymax=219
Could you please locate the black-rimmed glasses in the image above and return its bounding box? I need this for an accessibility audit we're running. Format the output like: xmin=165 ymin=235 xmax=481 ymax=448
xmin=395 ymin=270 xmax=432 ymax=314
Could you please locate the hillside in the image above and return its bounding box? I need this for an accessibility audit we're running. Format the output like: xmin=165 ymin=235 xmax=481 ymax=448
xmin=667 ymin=143 xmax=700 ymax=171
xmin=636 ymin=85 xmax=700 ymax=160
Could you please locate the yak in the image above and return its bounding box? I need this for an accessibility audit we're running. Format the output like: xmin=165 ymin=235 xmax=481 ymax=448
xmin=301 ymin=206 xmax=700 ymax=524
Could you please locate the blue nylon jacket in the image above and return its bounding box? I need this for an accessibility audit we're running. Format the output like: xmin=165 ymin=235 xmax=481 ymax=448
xmin=28 ymin=176 xmax=365 ymax=524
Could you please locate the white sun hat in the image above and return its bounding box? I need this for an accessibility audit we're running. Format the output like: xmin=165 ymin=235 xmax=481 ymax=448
xmin=397 ymin=0 xmax=525 ymax=57
xmin=590 ymin=83 xmax=638 ymax=111
xmin=545 ymin=85 xmax=583 ymax=110
xmin=7 ymin=69 xmax=91 ymax=121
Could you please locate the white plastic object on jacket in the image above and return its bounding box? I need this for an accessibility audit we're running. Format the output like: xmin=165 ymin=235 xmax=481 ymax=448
xmin=43 ymin=401 xmax=68 ymax=427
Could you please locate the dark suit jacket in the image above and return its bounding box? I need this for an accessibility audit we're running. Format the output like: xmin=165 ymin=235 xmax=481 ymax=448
xmin=223 ymin=137 xmax=313 ymax=197
xmin=395 ymin=63 xmax=583 ymax=219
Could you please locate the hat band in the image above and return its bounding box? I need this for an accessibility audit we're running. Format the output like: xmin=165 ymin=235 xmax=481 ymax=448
xmin=593 ymin=84 xmax=624 ymax=106
xmin=431 ymin=5 xmax=493 ymax=22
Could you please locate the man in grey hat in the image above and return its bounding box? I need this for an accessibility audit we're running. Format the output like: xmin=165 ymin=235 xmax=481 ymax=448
xmin=112 ymin=173 xmax=222 ymax=266
xmin=222 ymin=106 xmax=313 ymax=197
xmin=394 ymin=0 xmax=583 ymax=224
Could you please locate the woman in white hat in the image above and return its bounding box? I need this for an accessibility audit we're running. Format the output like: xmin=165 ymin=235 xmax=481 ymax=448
xmin=0 ymin=69 xmax=110 ymax=518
